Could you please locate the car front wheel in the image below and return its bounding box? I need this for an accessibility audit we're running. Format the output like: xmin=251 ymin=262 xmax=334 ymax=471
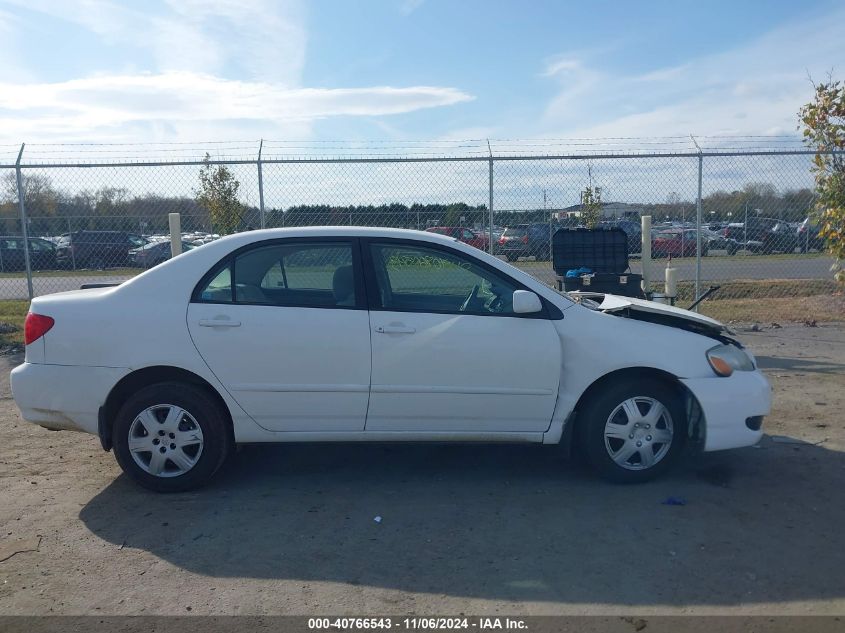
xmin=112 ymin=382 xmax=232 ymax=492
xmin=579 ymin=379 xmax=686 ymax=483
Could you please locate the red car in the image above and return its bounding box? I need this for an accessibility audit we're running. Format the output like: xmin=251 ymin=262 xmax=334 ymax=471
xmin=425 ymin=226 xmax=489 ymax=251
xmin=652 ymin=229 xmax=708 ymax=258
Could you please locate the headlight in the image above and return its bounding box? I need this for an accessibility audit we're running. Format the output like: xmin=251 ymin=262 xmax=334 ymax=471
xmin=706 ymin=344 xmax=755 ymax=377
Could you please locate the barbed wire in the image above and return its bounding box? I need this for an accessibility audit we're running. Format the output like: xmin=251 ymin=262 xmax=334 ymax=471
xmin=0 ymin=135 xmax=823 ymax=166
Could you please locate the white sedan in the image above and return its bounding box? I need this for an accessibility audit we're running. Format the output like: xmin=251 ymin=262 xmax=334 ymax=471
xmin=12 ymin=227 xmax=771 ymax=491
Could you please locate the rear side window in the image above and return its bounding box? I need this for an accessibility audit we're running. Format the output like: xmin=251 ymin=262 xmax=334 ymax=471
xmin=195 ymin=241 xmax=357 ymax=308
xmin=200 ymin=265 xmax=233 ymax=302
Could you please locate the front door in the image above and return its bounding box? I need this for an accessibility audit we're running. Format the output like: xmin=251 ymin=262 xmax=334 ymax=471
xmin=364 ymin=240 xmax=561 ymax=433
xmin=187 ymin=238 xmax=371 ymax=432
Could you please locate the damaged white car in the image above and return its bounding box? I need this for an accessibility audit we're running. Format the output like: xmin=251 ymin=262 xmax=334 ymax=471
xmin=11 ymin=227 xmax=771 ymax=491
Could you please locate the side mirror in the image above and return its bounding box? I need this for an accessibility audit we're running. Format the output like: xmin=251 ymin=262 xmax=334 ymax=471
xmin=512 ymin=290 xmax=543 ymax=314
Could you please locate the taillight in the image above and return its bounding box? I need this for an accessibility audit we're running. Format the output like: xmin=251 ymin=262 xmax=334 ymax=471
xmin=24 ymin=313 xmax=54 ymax=345
xmin=521 ymin=235 xmax=529 ymax=244
xmin=498 ymin=237 xmax=506 ymax=245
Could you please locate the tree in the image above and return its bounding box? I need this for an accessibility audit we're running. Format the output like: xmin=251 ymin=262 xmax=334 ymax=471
xmin=2 ymin=172 xmax=59 ymax=216
xmin=443 ymin=202 xmax=470 ymax=226
xmin=580 ymin=185 xmax=602 ymax=228
xmin=195 ymin=153 xmax=243 ymax=235
xmin=800 ymin=79 xmax=845 ymax=282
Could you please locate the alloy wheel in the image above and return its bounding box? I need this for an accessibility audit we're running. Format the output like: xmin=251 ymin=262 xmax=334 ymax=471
xmin=127 ymin=404 xmax=204 ymax=478
xmin=603 ymin=397 xmax=674 ymax=470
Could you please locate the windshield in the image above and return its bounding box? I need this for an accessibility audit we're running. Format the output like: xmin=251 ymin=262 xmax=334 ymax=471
xmin=503 ymin=227 xmax=528 ymax=237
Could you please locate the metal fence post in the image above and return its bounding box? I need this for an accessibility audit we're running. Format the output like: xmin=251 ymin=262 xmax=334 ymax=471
xmin=15 ymin=143 xmax=34 ymax=300
xmin=689 ymin=135 xmax=703 ymax=309
xmin=695 ymin=152 xmax=703 ymax=309
xmin=257 ymin=139 xmax=266 ymax=229
xmin=487 ymin=140 xmax=494 ymax=255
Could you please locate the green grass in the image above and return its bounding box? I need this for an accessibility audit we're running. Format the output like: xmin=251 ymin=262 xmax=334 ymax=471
xmin=655 ymin=279 xmax=839 ymax=302
xmin=514 ymin=251 xmax=830 ymax=269
xmin=0 ymin=299 xmax=30 ymax=347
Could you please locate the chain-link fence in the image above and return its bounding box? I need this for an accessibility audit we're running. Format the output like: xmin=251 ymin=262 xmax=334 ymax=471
xmin=0 ymin=139 xmax=841 ymax=323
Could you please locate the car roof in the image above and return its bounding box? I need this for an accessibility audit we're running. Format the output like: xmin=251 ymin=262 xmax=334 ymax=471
xmin=199 ymin=226 xmax=461 ymax=245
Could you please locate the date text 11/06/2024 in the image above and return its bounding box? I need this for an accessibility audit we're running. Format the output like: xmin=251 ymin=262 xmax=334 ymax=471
xmin=307 ymin=617 xmax=528 ymax=630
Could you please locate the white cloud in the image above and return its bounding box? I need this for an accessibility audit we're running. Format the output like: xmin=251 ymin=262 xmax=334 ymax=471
xmin=0 ymin=0 xmax=307 ymax=85
xmin=0 ymin=0 xmax=474 ymax=143
xmin=0 ymin=72 xmax=474 ymax=141
xmin=541 ymin=57 xmax=582 ymax=77
xmin=539 ymin=7 xmax=845 ymax=138
xmin=399 ymin=0 xmax=425 ymax=15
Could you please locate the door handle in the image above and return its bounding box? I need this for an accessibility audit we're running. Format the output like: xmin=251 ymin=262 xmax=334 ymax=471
xmin=375 ymin=325 xmax=416 ymax=334
xmin=198 ymin=319 xmax=242 ymax=328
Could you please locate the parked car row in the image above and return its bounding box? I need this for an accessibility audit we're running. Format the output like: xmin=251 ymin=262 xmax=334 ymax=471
xmin=128 ymin=240 xmax=195 ymax=268
xmin=0 ymin=218 xmax=827 ymax=273
xmin=55 ymin=231 xmax=149 ymax=269
xmin=0 ymin=230 xmax=215 ymax=272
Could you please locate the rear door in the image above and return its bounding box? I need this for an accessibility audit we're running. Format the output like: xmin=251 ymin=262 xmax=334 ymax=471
xmin=363 ymin=239 xmax=561 ymax=433
xmin=187 ymin=238 xmax=372 ymax=432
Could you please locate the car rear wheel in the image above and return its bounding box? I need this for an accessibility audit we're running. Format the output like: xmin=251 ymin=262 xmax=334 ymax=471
xmin=112 ymin=382 xmax=232 ymax=492
xmin=579 ymin=379 xmax=686 ymax=483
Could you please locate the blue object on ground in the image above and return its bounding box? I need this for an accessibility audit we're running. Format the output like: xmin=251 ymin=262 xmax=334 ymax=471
xmin=565 ymin=267 xmax=592 ymax=278
xmin=661 ymin=496 xmax=687 ymax=506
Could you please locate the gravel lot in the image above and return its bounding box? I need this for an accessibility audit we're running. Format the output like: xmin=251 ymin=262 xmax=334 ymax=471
xmin=0 ymin=323 xmax=843 ymax=615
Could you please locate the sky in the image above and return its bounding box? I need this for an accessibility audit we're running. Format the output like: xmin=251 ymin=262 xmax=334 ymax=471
xmin=0 ymin=0 xmax=843 ymax=151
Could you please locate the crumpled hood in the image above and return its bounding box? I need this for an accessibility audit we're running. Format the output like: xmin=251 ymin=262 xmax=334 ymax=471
xmin=567 ymin=291 xmax=733 ymax=342
xmin=596 ymin=294 xmax=725 ymax=330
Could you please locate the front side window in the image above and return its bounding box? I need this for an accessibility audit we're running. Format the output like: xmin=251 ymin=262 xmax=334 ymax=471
xmin=196 ymin=241 xmax=357 ymax=308
xmin=370 ymin=243 xmax=520 ymax=315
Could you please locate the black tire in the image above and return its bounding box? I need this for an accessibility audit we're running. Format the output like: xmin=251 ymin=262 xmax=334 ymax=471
xmin=505 ymin=253 xmax=517 ymax=262
xmin=578 ymin=378 xmax=686 ymax=483
xmin=112 ymin=381 xmax=232 ymax=492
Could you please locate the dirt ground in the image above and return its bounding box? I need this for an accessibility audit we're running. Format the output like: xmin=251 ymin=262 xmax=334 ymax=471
xmin=0 ymin=323 xmax=844 ymax=616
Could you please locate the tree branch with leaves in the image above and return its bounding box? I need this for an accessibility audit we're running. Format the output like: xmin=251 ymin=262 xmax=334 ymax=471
xmin=800 ymin=78 xmax=845 ymax=282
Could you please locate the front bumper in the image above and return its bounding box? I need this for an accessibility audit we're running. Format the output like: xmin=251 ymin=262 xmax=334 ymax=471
xmin=681 ymin=369 xmax=772 ymax=452
xmin=11 ymin=362 xmax=128 ymax=435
